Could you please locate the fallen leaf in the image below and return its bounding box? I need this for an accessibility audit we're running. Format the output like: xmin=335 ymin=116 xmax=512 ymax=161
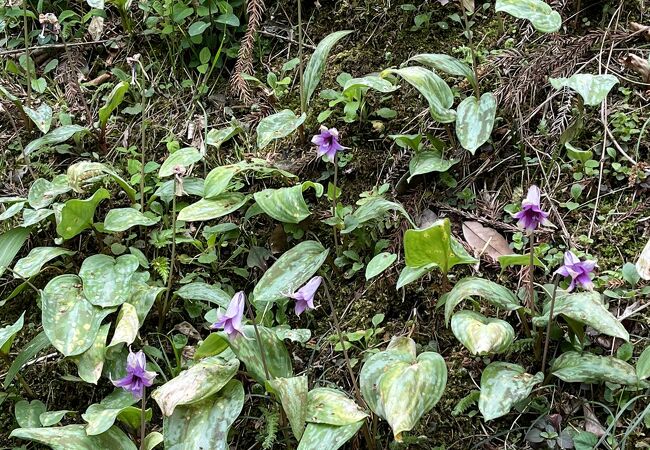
xmin=462 ymin=221 xmax=512 ymax=260
xmin=583 ymin=404 xmax=606 ymax=437
xmin=635 ymin=236 xmax=650 ymax=280
xmin=622 ymin=54 xmax=650 ymax=83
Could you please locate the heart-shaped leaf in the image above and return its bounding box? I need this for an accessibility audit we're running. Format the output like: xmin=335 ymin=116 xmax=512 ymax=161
xmin=73 ymin=323 xmax=110 ymax=384
xmin=57 ymin=188 xmax=110 ymax=240
xmin=495 ymin=0 xmax=561 ymax=33
xmin=13 ymin=247 xmax=75 ymax=279
xmin=24 ymin=103 xmax=53 ymax=133
xmin=24 ymin=125 xmax=88 ymax=156
xmin=451 ymin=310 xmax=515 ymax=355
xmin=228 ymin=326 xmax=292 ymax=383
xmin=408 ymin=151 xmax=458 ymax=182
xmin=532 ymin=291 xmax=629 ymax=341
xmin=306 ymin=388 xmax=367 ymax=425
xmin=443 ymin=277 xmax=521 ymax=325
xmin=253 ymin=240 xmax=328 ymax=303
xmin=28 ymin=175 xmax=71 ymax=210
xmin=79 ymin=254 xmax=139 ymax=308
xmin=269 ymin=376 xmax=308 ymax=439
xmin=10 ymin=424 xmax=137 ymax=450
xmin=256 ymin=110 xmax=306 ymax=149
xmin=104 ymin=208 xmax=160 ymax=232
xmin=365 ymin=252 xmax=397 ymax=280
xmin=15 ymin=399 xmax=46 ymax=427
xmin=177 ymin=193 xmax=247 ymax=222
xmin=254 ymin=182 xmax=323 ymax=224
xmin=409 ymin=53 xmax=478 ymax=93
xmin=0 ymin=312 xmax=25 ymax=354
xmin=297 ymin=421 xmax=364 ymax=450
xmin=82 ymin=390 xmax=138 ymax=435
xmin=455 ymin=93 xmax=497 ymax=154
xmin=549 ymin=74 xmax=619 ymax=106
xmin=159 ymin=147 xmax=203 ymax=177
xmin=479 ymin=362 xmax=543 ymax=421
xmin=551 ymin=351 xmax=638 ymax=385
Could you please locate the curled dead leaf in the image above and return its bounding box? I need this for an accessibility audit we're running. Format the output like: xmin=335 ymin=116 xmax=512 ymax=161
xmin=462 ymin=221 xmax=512 ymax=261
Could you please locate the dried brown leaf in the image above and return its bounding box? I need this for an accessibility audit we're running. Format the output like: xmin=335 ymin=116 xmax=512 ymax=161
xmin=462 ymin=221 xmax=512 ymax=260
xmin=583 ymin=404 xmax=606 ymax=437
xmin=622 ymin=54 xmax=650 ymax=83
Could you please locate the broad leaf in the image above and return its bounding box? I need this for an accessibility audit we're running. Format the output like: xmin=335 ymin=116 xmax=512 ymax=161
xmin=79 ymin=254 xmax=139 ymax=308
xmin=104 ymin=208 xmax=160 ymax=232
xmin=159 ymin=147 xmax=203 ymax=177
xmin=346 ymin=197 xmax=414 ymax=233
xmin=67 ymin=161 xmax=135 ymax=202
xmin=39 ymin=410 xmax=72 ymax=427
xmin=99 ymin=81 xmax=129 ymax=130
xmin=549 ymin=74 xmax=619 ymax=106
xmin=408 ymin=151 xmax=458 ymax=181
xmin=152 ymin=355 xmax=239 ymax=416
xmin=24 ymin=103 xmax=53 ymax=133
xmin=479 ymin=362 xmax=543 ymax=421
xmin=73 ymin=323 xmax=110 ymax=384
xmin=56 ymin=188 xmax=110 ymax=240
xmin=409 ymin=53 xmax=478 ymax=92
xmin=253 ymin=240 xmax=329 ymax=303
xmin=22 ymin=208 xmax=54 ymax=227
xmin=0 ymin=227 xmax=31 ymax=277
xmin=256 ymin=110 xmax=306 ymax=149
xmin=551 ymin=351 xmax=639 ymax=385
xmin=396 ymin=264 xmax=437 ymax=289
xmin=195 ymin=333 xmax=229 ymax=359
xmin=455 ymin=93 xmax=497 ymax=154
xmin=176 ymin=282 xmax=230 ymax=308
xmin=229 ymin=326 xmax=292 ymax=383
xmin=10 ymin=425 xmax=137 ymax=450
xmin=254 ymin=182 xmax=323 ymax=224
xmin=82 ymin=390 xmax=138 ymax=435
xmin=498 ymin=253 xmax=546 ymax=270
xmin=443 ymin=277 xmax=521 ymax=325
xmin=297 ymin=421 xmax=364 ymax=450
xmin=107 ymin=303 xmax=139 ymax=348
xmin=24 ymin=125 xmax=88 ymax=156
xmin=365 ymin=252 xmax=397 ymax=280
xmin=451 ymin=310 xmax=515 ymax=355
xmin=13 ymin=247 xmax=75 ymax=279
xmin=269 ymin=376 xmax=308 ymax=439
xmin=206 ymin=125 xmax=240 ymax=149
xmin=15 ymin=399 xmax=46 ymax=427
xmin=28 ymin=175 xmax=71 ymax=209
xmin=306 ymin=388 xmax=367 ymax=425
xmin=302 ymin=30 xmax=354 ymax=105
xmin=0 ymin=312 xmax=25 ymax=354
xmin=532 ymin=291 xmax=629 ymax=341
xmin=177 ymin=193 xmax=247 ymax=222
xmin=203 ymin=165 xmax=241 ymax=198
xmin=495 ymin=0 xmax=561 ymax=33
xmin=342 ymin=75 xmax=399 ymax=95
xmin=636 ymin=345 xmax=650 ymax=380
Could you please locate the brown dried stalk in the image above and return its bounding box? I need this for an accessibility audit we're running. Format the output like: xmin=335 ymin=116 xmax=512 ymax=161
xmin=230 ymin=0 xmax=265 ymax=104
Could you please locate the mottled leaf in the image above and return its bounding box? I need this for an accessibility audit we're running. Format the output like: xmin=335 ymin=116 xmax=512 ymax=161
xmin=177 ymin=193 xmax=247 ymax=222
xmin=15 ymin=399 xmax=46 ymax=427
xmin=551 ymin=351 xmax=638 ymax=385
xmin=269 ymin=376 xmax=309 ymax=439
xmin=303 ymin=30 xmax=354 ymax=104
xmin=39 ymin=410 xmax=72 ymax=427
xmin=275 ymin=327 xmax=312 ymax=343
xmin=107 ymin=303 xmax=139 ymax=348
xmin=28 ymin=175 xmax=71 ymax=209
xmin=297 ymin=421 xmax=364 ymax=450
xmin=79 ymin=254 xmax=139 ymax=308
xmin=206 ymin=125 xmax=240 ymax=149
xmin=24 ymin=103 xmax=53 ymax=133
xmin=409 ymin=53 xmax=477 ymax=92
xmin=23 ymin=208 xmax=54 ymax=227
xmin=82 ymin=390 xmax=138 ymax=435
xmin=203 ymin=165 xmax=241 ymax=198
xmin=443 ymin=277 xmax=520 ymax=325
xmin=256 ymin=110 xmax=306 ymax=149
xmin=479 ymin=362 xmax=543 ymax=421
xmin=408 ymin=151 xmax=458 ymax=181
xmin=0 ymin=312 xmax=24 ymax=354
xmin=229 ymin=326 xmax=292 ymax=383
xmin=73 ymin=323 xmax=110 ymax=384
xmin=342 ymin=75 xmax=399 ymax=95
xmin=306 ymin=388 xmax=367 ymax=426
xmin=56 ymin=188 xmax=110 ymax=240
xmin=451 ymin=310 xmax=515 ymax=355
xmin=0 ymin=201 xmax=25 ymax=221
xmin=24 ymin=125 xmax=88 ymax=156
xmin=159 ymin=147 xmax=203 ymax=177
xmin=176 ymin=282 xmax=230 ymax=308
xmin=13 ymin=247 xmax=75 ymax=279
xmin=495 ymin=0 xmax=561 ymax=33
xmin=254 ymin=182 xmax=323 ymax=224
xmin=104 ymin=208 xmax=160 ymax=232
xmin=549 ymin=74 xmax=619 ymax=106
xmin=10 ymin=424 xmax=137 ymax=450
xmin=455 ymin=93 xmax=497 ymax=154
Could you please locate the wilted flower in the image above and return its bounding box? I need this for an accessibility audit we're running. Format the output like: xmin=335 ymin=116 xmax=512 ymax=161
xmin=512 ymin=185 xmax=551 ymax=233
xmin=290 ymin=276 xmax=322 ymax=316
xmin=112 ymin=349 xmax=156 ymax=399
xmin=311 ymin=126 xmax=346 ymax=159
xmin=212 ymin=291 xmax=245 ymax=338
xmin=555 ymin=251 xmax=597 ymax=291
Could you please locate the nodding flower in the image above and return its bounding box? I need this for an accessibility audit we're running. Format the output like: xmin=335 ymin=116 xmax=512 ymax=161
xmin=311 ymin=126 xmax=347 ymax=160
xmin=289 ymin=276 xmax=322 ymax=316
xmin=555 ymin=251 xmax=597 ymax=292
xmin=212 ymin=291 xmax=246 ymax=339
xmin=512 ymin=185 xmax=552 ymax=233
xmin=112 ymin=349 xmax=156 ymax=399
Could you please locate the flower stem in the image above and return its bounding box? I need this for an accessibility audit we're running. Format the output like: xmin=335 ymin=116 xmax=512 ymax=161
xmin=332 ymin=154 xmax=340 ymax=256
xmin=139 ymin=82 xmax=147 ymax=212
xmin=159 ymin=179 xmax=177 ymax=331
xmin=297 ymin=0 xmax=306 ymax=143
xmin=528 ymin=234 xmax=536 ymax=314
xmin=541 ymin=277 xmax=560 ymax=374
xmin=139 ymin=388 xmax=146 ymax=450
xmin=461 ymin=4 xmax=480 ymax=99
xmin=22 ymin=0 xmax=31 ymax=111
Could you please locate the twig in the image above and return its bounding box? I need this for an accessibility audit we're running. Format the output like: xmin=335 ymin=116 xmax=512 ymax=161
xmin=258 ymin=29 xmax=316 ymax=50
xmin=0 ymin=38 xmax=120 ymax=57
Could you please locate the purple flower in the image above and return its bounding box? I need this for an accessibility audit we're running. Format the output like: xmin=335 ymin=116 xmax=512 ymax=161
xmin=555 ymin=251 xmax=597 ymax=291
xmin=290 ymin=276 xmax=322 ymax=316
xmin=512 ymin=185 xmax=551 ymax=233
xmin=212 ymin=291 xmax=245 ymax=338
xmin=112 ymin=349 xmax=156 ymax=399
xmin=311 ymin=126 xmax=346 ymax=160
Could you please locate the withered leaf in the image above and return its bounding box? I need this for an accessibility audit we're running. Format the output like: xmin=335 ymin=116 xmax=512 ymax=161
xmin=462 ymin=221 xmax=512 ymax=260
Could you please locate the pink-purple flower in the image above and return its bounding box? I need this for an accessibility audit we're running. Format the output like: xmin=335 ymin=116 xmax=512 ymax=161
xmin=311 ymin=126 xmax=346 ymax=160
xmin=512 ymin=185 xmax=551 ymax=233
xmin=555 ymin=251 xmax=597 ymax=292
xmin=112 ymin=349 xmax=156 ymax=399
xmin=212 ymin=291 xmax=245 ymax=338
xmin=290 ymin=276 xmax=322 ymax=316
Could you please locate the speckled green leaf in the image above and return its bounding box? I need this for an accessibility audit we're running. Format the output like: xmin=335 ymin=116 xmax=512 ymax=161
xmin=10 ymin=424 xmax=137 ymax=450
xmin=551 ymin=351 xmax=638 ymax=385
xmin=24 ymin=125 xmax=88 ymax=156
xmin=79 ymin=254 xmax=139 ymax=308
xmin=396 ymin=264 xmax=437 ymax=289
xmin=24 ymin=103 xmax=53 ymax=133
xmin=82 ymin=390 xmax=138 ymax=435
xmin=360 ymin=336 xmax=447 ymax=441
xmin=253 ymin=240 xmax=329 ymax=303
xmin=99 ymin=81 xmax=129 ymax=130
xmin=229 ymin=326 xmax=292 ymax=383
xmin=408 ymin=151 xmax=458 ymax=181
xmin=23 ymin=208 xmax=54 ymax=227
xmin=15 ymin=399 xmax=46 ymax=427
xmin=159 ymin=147 xmax=203 ymax=177
xmin=176 ymin=282 xmax=230 ymax=308
xmin=303 ymin=30 xmax=354 ymax=104
xmin=163 ymin=380 xmax=244 ymax=450
xmin=152 ymin=355 xmax=239 ymax=416
xmin=384 ymin=67 xmax=455 ymax=123
xmin=39 ymin=410 xmax=72 ymax=427
xmin=366 ymin=252 xmax=397 ymax=280
xmin=28 ymin=175 xmax=71 ymax=209
xmin=275 ymin=327 xmax=312 ymax=343
xmin=13 ymin=247 xmax=75 ymax=279
xmin=0 ymin=312 xmax=24 ymax=354
xmin=41 ymin=274 xmax=115 ymax=356
xmin=495 ymin=0 xmax=561 ymax=33
xmin=256 ymin=109 xmax=306 ymax=149
xmin=342 ymin=75 xmax=399 ymax=95
xmin=0 ymin=226 xmax=30 ymax=277
xmin=479 ymin=362 xmax=543 ymax=421
xmin=177 ymin=192 xmax=247 ymax=222
xmin=107 ymin=303 xmax=139 ymax=348
xmin=204 ymin=165 xmax=241 ymax=198
xmin=206 ymin=125 xmax=241 ymax=149
xmin=348 ymin=197 xmax=414 ymax=231
xmin=409 ymin=53 xmax=478 ymax=92
xmin=73 ymin=323 xmax=110 ymax=384
xmin=549 ymin=74 xmax=619 ymax=106
xmin=443 ymin=277 xmax=521 ymax=325
xmin=532 ymin=291 xmax=629 ymax=341
xmin=306 ymin=387 xmax=367 ymax=426
xmin=66 ymin=161 xmax=135 ymax=202
xmin=0 ymin=201 xmax=25 ymax=221
xmin=104 ymin=208 xmax=160 ymax=232
xmin=269 ymin=376 xmax=309 ymax=439
xmin=455 ymin=93 xmax=497 ymax=154
xmin=404 ymin=218 xmax=478 ymax=274
xmin=57 ymin=188 xmax=110 ymax=240
xmin=297 ymin=421 xmax=364 ymax=450
xmin=254 ymin=182 xmax=323 ymax=224
xmin=129 ymin=283 xmax=165 ymax=323
xmin=451 ymin=310 xmax=514 ymax=355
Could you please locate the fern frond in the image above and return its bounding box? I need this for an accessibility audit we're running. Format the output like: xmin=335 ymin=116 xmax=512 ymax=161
xmin=230 ymin=0 xmax=265 ymax=104
xmin=151 ymin=256 xmax=169 ymax=284
xmin=452 ymin=390 xmax=479 ymax=417
xmin=260 ymin=405 xmax=279 ymax=450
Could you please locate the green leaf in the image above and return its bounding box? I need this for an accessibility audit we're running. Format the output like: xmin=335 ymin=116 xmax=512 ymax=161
xmin=73 ymin=323 xmax=110 ymax=384
xmin=0 ymin=201 xmax=25 ymax=221
xmin=82 ymin=390 xmax=138 ymax=435
xmin=163 ymin=380 xmax=244 ymax=450
xmin=4 ymin=331 xmax=50 ymax=389
xmin=206 ymin=126 xmax=241 ymax=149
xmin=495 ymin=0 xmax=561 ymax=33
xmin=67 ymin=161 xmax=136 ymax=202
xmin=269 ymin=376 xmax=308 ymax=439
xmin=41 ymin=274 xmax=115 ymax=356
xmin=177 ymin=193 xmax=247 ymax=222
xmin=176 ymin=282 xmax=230 ymax=308
xmin=24 ymin=103 xmax=53 ymax=133
xmin=195 ymin=333 xmax=229 ymax=359
xmin=549 ymin=74 xmax=619 ymax=106
xmin=254 ymin=182 xmax=323 ymax=224
xmin=99 ymin=81 xmax=129 ymax=130
xmin=451 ymin=310 xmax=514 ymax=355
xmin=107 ymin=303 xmax=140 ymax=348
xmin=455 ymin=93 xmax=497 ymax=154
xmin=551 ymin=351 xmax=638 ymax=384
xmin=22 ymin=208 xmax=53 ymax=227
xmin=565 ymin=142 xmax=593 ymax=163
xmin=497 ymin=253 xmax=546 ymax=270
xmin=253 ymin=240 xmax=329 ymax=303
xmin=302 ymin=30 xmax=354 ymax=105
xmin=275 ymin=327 xmax=312 ymax=343
xmin=28 ymin=176 xmax=71 ymax=209
xmin=347 ymin=197 xmax=414 ymax=231
xmin=409 ymin=53 xmax=478 ymax=92
xmin=79 ymin=254 xmax=139 ymax=308
xmin=56 ymin=188 xmax=110 ymax=240
xmin=478 ymin=362 xmax=543 ymax=421
xmin=636 ymin=345 xmax=650 ymax=380
xmin=297 ymin=421 xmax=364 ymax=450
xmin=188 ymin=20 xmax=209 ymax=36
xmin=443 ymin=277 xmax=520 ymax=325
xmin=129 ymin=283 xmax=165 ymax=323
xmin=0 ymin=312 xmax=25 ymax=354
xmin=359 ymin=336 xmax=447 ymax=441
xmin=13 ymin=247 xmax=75 ymax=279
xmin=306 ymin=387 xmax=368 ymax=425
xmin=10 ymin=425 xmax=137 ymax=450
xmin=341 ymin=75 xmax=399 ymax=95
xmin=229 ymin=326 xmax=292 ymax=383
xmin=404 ymin=218 xmax=478 ymax=274
xmin=365 ymin=252 xmax=397 ymax=280
xmin=384 ymin=67 xmax=455 ymax=123
xmin=621 ymin=262 xmax=640 ymax=286
xmin=0 ymin=227 xmax=31 ymax=277
xmin=256 ymin=110 xmax=306 ymax=149
xmin=396 ymin=264 xmax=437 ymax=289
xmin=104 ymin=208 xmax=160 ymax=232
xmin=152 ymin=355 xmax=239 ymax=416
xmin=203 ymin=165 xmax=241 ymax=198
xmin=532 ymin=291 xmax=629 ymax=341
xmin=408 ymin=151 xmax=458 ymax=181
xmin=159 ymin=147 xmax=203 ymax=177
xmin=15 ymin=399 xmax=46 ymax=427
xmin=143 ymin=432 xmax=164 ymax=450
xmin=39 ymin=410 xmax=72 ymax=427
